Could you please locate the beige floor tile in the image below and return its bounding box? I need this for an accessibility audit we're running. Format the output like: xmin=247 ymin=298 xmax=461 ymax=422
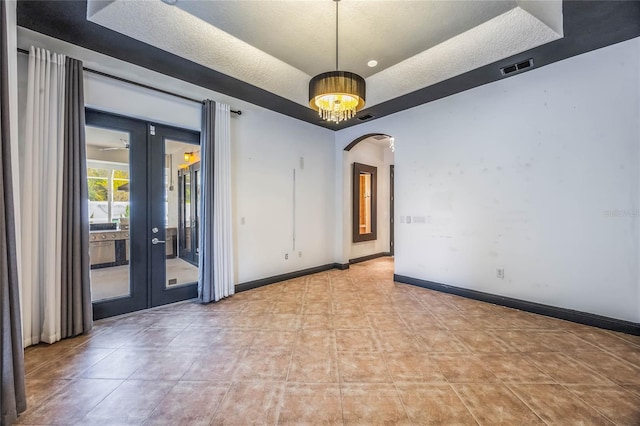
xmin=17 ymin=378 xmax=122 ymax=425
xmin=526 ymin=352 xmax=612 ymax=385
xmin=210 ymin=329 xmax=257 ymax=349
xmin=610 ymin=331 xmax=640 ymax=347
xmin=431 ymin=354 xmax=500 ymax=383
xmin=288 ymin=350 xmax=339 ymax=383
xmin=128 ymin=350 xmax=200 ymax=381
xmin=434 ymin=313 xmax=486 ymax=330
xmin=566 ymin=384 xmax=640 ymax=425
xmin=382 ymin=352 xmax=447 ymax=383
xmin=23 ymin=344 xmax=76 ymax=375
xmin=297 ymin=330 xmax=337 ymax=352
xmin=300 ymin=314 xmax=333 ymax=329
xmin=398 ymin=311 xmax=443 ymax=330
xmin=453 ymin=383 xmax=545 ymax=425
xmin=26 ymin=347 xmax=114 ymax=380
xmin=570 ymin=351 xmax=640 ymax=385
xmin=231 ymin=312 xmax=269 ymax=328
xmin=396 ymin=383 xmax=477 ymax=425
xmin=271 ymin=300 xmax=304 ymax=315
xmin=476 ymin=354 xmax=555 ymax=384
xmin=375 ymin=329 xmax=424 ymax=352
xmin=508 ymin=384 xmax=613 ymax=425
xmin=23 ymin=378 xmax=72 ymax=410
xmin=414 ymin=329 xmax=469 ymax=352
xmin=250 ymin=330 xmax=298 ymax=352
xmin=623 ymin=385 xmax=640 ymax=398
xmin=145 ymin=381 xmax=229 ymax=425
xmin=365 ymin=312 xmax=407 ymax=330
xmin=335 ymin=329 xmax=378 ymax=352
xmin=233 ymin=350 xmax=292 ymax=381
xmin=453 ymin=330 xmax=514 ymax=353
xmin=332 ymin=299 xmax=364 ymax=315
xmin=121 ymin=327 xmax=183 ymax=349
xmin=571 ymin=329 xmax=640 ymax=352
xmin=611 ymin=350 xmax=640 ymax=367
xmin=264 ymin=314 xmax=302 ymax=330
xmin=79 ymin=327 xmax=145 ymax=349
xmin=278 ymin=383 xmax=342 ymax=424
xmin=338 ymin=352 xmax=392 ymax=383
xmin=181 ymin=349 xmax=243 ymax=381
xmin=332 ymin=313 xmax=370 ymax=329
xmin=212 ymin=381 xmax=284 ymax=425
xmin=80 ymin=348 xmax=152 ymax=379
xmin=166 ymin=327 xmax=216 ymax=350
xmin=341 ymin=383 xmax=410 ymax=425
xmin=496 ymin=330 xmax=561 ymax=352
xmin=79 ymin=379 xmax=175 ymax=425
xmin=301 ymin=301 xmax=333 ymax=315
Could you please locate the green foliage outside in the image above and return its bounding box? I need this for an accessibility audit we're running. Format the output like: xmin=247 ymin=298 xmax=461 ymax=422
xmin=87 ymin=167 xmax=130 ymax=202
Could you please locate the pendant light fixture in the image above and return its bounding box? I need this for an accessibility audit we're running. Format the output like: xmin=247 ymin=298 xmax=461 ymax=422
xmin=309 ymin=0 xmax=366 ymax=123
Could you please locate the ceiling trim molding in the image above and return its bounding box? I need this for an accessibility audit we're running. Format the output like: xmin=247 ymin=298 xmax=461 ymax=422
xmin=16 ymin=1 xmax=640 ymax=131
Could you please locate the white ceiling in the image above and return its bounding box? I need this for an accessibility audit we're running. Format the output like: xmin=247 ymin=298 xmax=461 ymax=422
xmin=87 ymin=0 xmax=562 ymax=109
xmin=86 ymin=125 xmax=128 ymax=148
xmin=361 ymin=134 xmax=393 ymax=149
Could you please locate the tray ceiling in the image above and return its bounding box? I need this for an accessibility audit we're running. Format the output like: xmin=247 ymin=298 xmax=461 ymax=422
xmin=87 ymin=0 xmax=562 ymax=108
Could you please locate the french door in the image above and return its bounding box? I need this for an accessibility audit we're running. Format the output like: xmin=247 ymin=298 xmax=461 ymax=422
xmin=86 ymin=110 xmax=200 ymax=319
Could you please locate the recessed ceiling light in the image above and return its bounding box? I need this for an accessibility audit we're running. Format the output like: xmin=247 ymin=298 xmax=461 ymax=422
xmin=367 ymin=60 xmax=378 ymax=68
xmin=161 ymin=0 xmax=178 ymax=5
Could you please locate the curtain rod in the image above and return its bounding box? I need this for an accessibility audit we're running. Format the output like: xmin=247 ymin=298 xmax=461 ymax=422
xmin=17 ymin=48 xmax=242 ymax=115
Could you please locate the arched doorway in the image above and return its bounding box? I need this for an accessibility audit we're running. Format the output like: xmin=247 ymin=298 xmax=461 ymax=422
xmin=343 ymin=133 xmax=395 ymax=264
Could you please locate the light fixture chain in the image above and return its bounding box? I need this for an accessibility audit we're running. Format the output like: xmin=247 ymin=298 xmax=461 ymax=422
xmin=335 ymin=0 xmax=339 ymax=70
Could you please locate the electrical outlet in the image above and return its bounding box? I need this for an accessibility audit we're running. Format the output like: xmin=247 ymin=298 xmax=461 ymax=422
xmin=496 ymin=268 xmax=504 ymax=279
xmin=285 ymin=253 xmax=289 ymax=260
xmin=298 ymin=251 xmax=302 ymax=258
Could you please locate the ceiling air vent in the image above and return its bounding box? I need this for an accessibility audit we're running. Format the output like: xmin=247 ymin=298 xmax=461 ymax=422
xmin=500 ymin=59 xmax=534 ymax=77
xmin=358 ymin=114 xmax=375 ymax=121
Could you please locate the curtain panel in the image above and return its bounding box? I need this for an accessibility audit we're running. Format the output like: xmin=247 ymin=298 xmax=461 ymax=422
xmin=21 ymin=47 xmax=65 ymax=346
xmin=61 ymin=58 xmax=92 ymax=338
xmin=198 ymin=100 xmax=234 ymax=303
xmin=22 ymin=48 xmax=92 ymax=346
xmin=0 ymin=0 xmax=27 ymax=423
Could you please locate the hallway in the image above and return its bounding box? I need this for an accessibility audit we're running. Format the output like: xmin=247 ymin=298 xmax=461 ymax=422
xmin=20 ymin=258 xmax=640 ymax=424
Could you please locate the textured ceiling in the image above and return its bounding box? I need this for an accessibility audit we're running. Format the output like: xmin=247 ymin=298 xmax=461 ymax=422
xmin=87 ymin=0 xmax=563 ymax=108
xmin=171 ymin=0 xmax=517 ymax=78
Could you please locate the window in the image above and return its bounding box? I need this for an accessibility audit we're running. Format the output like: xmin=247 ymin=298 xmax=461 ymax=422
xmin=88 ymin=162 xmax=129 ymax=224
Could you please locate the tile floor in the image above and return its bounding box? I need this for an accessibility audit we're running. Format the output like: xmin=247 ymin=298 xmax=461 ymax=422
xmin=90 ymin=257 xmax=199 ymax=301
xmin=20 ymin=258 xmax=640 ymax=425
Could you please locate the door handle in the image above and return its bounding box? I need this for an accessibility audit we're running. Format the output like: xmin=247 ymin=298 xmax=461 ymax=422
xmin=151 ymin=238 xmax=165 ymax=245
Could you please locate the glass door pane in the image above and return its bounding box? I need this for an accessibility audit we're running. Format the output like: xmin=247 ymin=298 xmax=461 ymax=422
xmin=193 ymin=163 xmax=201 ymax=264
xmin=86 ymin=126 xmax=132 ymax=302
xmin=165 ymin=139 xmax=200 ymax=288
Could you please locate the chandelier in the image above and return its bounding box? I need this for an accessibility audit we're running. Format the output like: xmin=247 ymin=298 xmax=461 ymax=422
xmin=309 ymin=0 xmax=366 ymax=123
